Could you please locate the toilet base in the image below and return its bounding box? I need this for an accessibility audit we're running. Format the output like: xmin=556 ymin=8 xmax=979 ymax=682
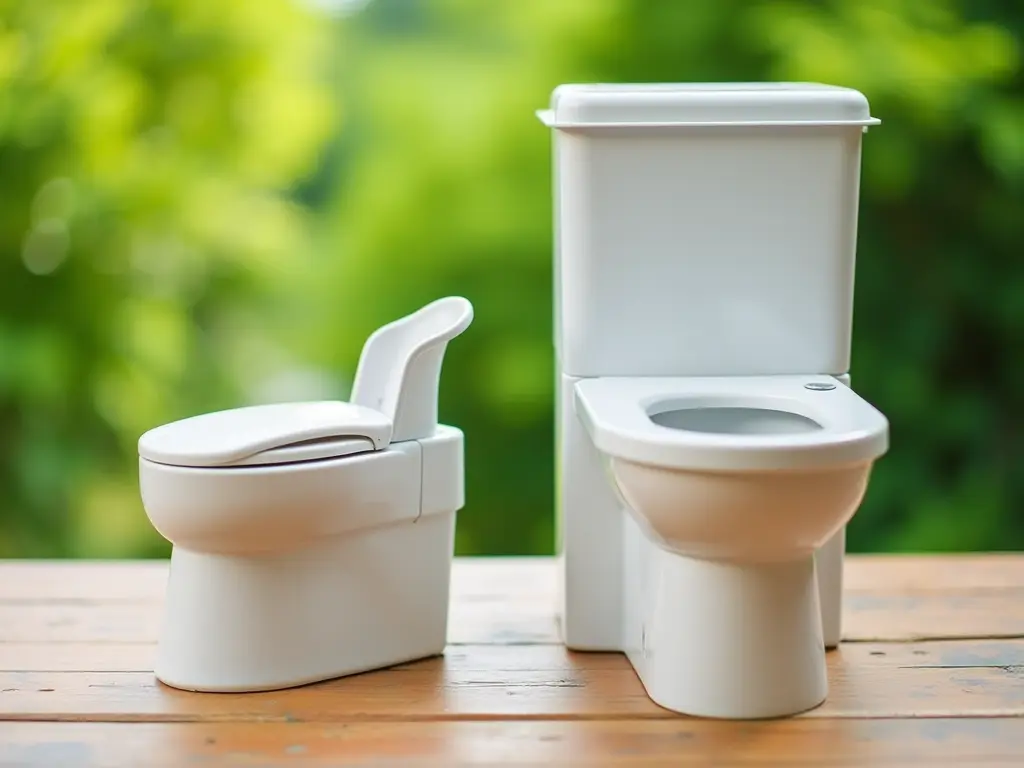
xmin=155 ymin=511 xmax=457 ymax=692
xmin=622 ymin=514 xmax=828 ymax=719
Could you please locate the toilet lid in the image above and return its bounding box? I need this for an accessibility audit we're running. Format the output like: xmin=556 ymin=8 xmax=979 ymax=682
xmin=574 ymin=375 xmax=889 ymax=472
xmin=138 ymin=401 xmax=393 ymax=468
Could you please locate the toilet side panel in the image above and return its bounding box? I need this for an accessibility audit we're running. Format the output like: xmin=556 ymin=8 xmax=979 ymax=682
xmin=554 ymin=126 xmax=865 ymax=378
xmin=556 ymin=372 xmax=624 ymax=651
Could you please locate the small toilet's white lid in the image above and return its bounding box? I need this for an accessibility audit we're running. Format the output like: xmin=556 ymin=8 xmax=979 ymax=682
xmin=138 ymin=401 xmax=393 ymax=468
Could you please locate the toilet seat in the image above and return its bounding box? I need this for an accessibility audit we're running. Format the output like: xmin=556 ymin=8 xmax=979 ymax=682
xmin=138 ymin=401 xmax=394 ymax=469
xmin=574 ymin=375 xmax=888 ymax=472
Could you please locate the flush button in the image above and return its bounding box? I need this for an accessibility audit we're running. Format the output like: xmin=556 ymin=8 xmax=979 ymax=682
xmin=805 ymin=382 xmax=837 ymax=391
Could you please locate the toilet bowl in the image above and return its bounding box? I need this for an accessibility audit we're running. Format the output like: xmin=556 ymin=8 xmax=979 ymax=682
xmin=574 ymin=374 xmax=888 ymax=718
xmin=138 ymin=297 xmax=473 ymax=693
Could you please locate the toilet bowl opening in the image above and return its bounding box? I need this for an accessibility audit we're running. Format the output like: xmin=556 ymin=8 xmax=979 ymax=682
xmin=649 ymin=406 xmax=822 ymax=436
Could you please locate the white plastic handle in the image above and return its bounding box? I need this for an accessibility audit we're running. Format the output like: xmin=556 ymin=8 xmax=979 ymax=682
xmin=351 ymin=296 xmax=474 ymax=442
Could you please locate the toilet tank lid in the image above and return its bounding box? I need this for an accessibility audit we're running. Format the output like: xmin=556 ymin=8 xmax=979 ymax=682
xmin=138 ymin=401 xmax=393 ymax=468
xmin=538 ymin=83 xmax=879 ymax=128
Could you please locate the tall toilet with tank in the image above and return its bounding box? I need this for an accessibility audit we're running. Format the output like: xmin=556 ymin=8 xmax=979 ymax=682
xmin=539 ymin=84 xmax=889 ymax=719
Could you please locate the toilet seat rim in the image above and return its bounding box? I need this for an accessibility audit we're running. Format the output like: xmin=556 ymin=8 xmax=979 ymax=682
xmin=573 ymin=374 xmax=889 ymax=472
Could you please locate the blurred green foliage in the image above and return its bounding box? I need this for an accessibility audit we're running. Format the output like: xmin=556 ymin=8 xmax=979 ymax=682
xmin=0 ymin=0 xmax=1021 ymax=558
xmin=0 ymin=0 xmax=335 ymax=555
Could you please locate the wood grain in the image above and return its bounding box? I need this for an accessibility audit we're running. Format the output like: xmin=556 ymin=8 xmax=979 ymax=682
xmin=2 ymin=557 xmax=1023 ymax=646
xmin=0 ymin=596 xmax=561 ymax=646
xmin=2 ymin=593 xmax=1023 ymax=647
xmin=2 ymin=636 xmax=1023 ymax=674
xmin=843 ymin=553 xmax=1024 ymax=591
xmin=1 ymin=556 xmax=1023 ymax=765
xmin=1 ymin=718 xmax=1023 ymax=767
xmin=0 ymin=558 xmax=555 ymax=602
xmin=1 ymin=641 xmax=1023 ymax=722
xmin=3 ymin=553 xmax=1023 ymax=601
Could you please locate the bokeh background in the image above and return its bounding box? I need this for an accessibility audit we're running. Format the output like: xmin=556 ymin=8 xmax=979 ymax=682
xmin=1 ymin=0 xmax=1021 ymax=559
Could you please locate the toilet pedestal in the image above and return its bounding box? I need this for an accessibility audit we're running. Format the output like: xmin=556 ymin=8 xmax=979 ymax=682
xmin=623 ymin=514 xmax=828 ymax=719
xmin=156 ymin=510 xmax=456 ymax=692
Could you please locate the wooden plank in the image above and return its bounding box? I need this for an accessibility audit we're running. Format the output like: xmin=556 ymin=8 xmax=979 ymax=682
xmin=843 ymin=591 xmax=1024 ymax=642
xmin=0 ymin=561 xmax=168 ymax=602
xmin=2 ymin=554 xmax=1023 ymax=603
xmin=0 ymin=558 xmax=556 ymax=602
xmin=0 ymin=644 xmax=153 ymax=673
xmin=1 ymin=589 xmax=1021 ymax=645
xmin=0 ymin=558 xmax=560 ymax=644
xmin=0 ymin=597 xmax=558 ymax=646
xmin=1 ymin=718 xmax=1023 ymax=766
xmin=844 ymin=553 xmax=1024 ymax=591
xmin=1 ymin=634 xmax=1022 ymax=676
xmin=0 ymin=640 xmax=1022 ymax=722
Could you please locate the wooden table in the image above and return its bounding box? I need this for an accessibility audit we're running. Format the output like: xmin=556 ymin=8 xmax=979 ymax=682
xmin=0 ymin=555 xmax=1023 ymax=766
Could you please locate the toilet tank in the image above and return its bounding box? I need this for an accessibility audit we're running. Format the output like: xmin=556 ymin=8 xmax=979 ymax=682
xmin=540 ymin=83 xmax=878 ymax=378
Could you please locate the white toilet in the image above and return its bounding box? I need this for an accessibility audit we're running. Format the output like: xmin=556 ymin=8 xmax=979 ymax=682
xmin=539 ymin=83 xmax=890 ymax=718
xmin=138 ymin=296 xmax=473 ymax=693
